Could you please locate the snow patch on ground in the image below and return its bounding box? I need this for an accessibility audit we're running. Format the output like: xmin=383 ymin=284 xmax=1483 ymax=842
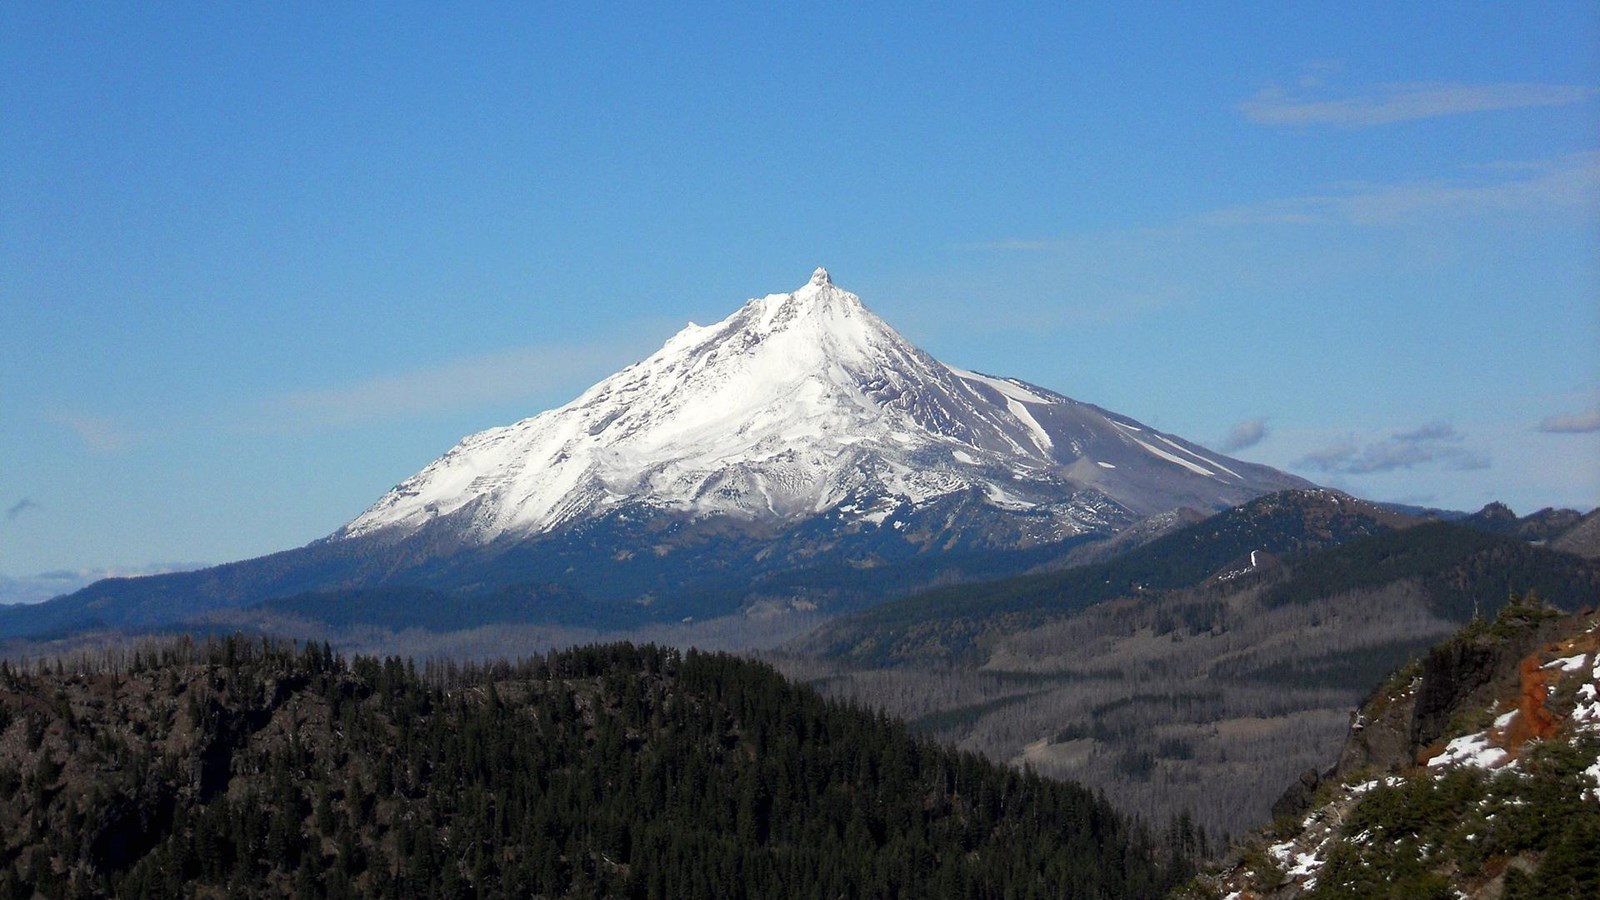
xmin=1544 ymin=653 xmax=1589 ymax=673
xmin=1575 ymin=679 xmax=1600 ymax=728
xmin=1153 ymin=433 xmax=1242 ymax=480
xmin=857 ymin=507 xmax=893 ymax=526
xmin=1005 ymin=398 xmax=1054 ymax=452
xmin=1269 ymin=838 xmax=1327 ymax=889
xmin=1111 ymin=422 xmax=1218 ymax=477
xmin=1427 ymin=731 xmax=1512 ymax=771
xmin=947 ymin=368 xmax=1058 ymax=406
xmin=982 ymin=484 xmax=1038 ymax=511
xmin=1351 ymin=777 xmax=1403 ymax=795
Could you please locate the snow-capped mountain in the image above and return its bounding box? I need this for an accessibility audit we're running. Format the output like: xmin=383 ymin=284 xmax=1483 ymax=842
xmin=339 ymin=268 xmax=1306 ymax=548
xmin=0 ymin=269 xmax=1314 ymax=639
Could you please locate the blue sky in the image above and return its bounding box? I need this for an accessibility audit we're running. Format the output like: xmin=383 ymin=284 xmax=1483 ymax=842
xmin=3 ymin=3 xmax=1597 ymax=581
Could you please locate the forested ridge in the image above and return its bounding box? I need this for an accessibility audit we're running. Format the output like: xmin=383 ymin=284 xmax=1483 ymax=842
xmin=796 ymin=489 xmax=1417 ymax=666
xmin=801 ymin=503 xmax=1598 ymax=668
xmin=0 ymin=637 xmax=1191 ymax=898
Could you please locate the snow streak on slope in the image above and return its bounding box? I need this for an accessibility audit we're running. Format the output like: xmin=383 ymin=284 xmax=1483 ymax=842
xmin=340 ymin=269 xmax=1306 ymax=545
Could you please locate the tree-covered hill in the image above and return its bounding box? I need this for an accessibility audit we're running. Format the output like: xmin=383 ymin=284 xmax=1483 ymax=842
xmin=797 ymin=492 xmax=1598 ymax=668
xmin=0 ymin=638 xmax=1190 ymax=899
xmin=793 ymin=489 xmax=1422 ymax=666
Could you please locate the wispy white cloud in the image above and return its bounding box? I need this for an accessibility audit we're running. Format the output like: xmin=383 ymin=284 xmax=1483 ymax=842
xmin=1539 ymin=409 xmax=1600 ymax=434
xmin=1240 ymin=81 xmax=1597 ymax=128
xmin=1293 ymin=60 xmax=1345 ymax=91
xmin=970 ymin=153 xmax=1599 ymax=249
xmin=1295 ymin=421 xmax=1489 ymax=475
xmin=48 ymin=413 xmax=137 ymax=453
xmin=260 ymin=341 xmax=645 ymax=431
xmin=1219 ymin=418 xmax=1268 ymax=452
xmin=1204 ymin=152 xmax=1600 ymax=227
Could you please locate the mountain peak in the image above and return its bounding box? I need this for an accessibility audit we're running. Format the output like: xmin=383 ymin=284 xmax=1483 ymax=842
xmin=786 ymin=266 xmax=847 ymax=307
xmin=745 ymin=268 xmax=866 ymax=338
xmin=338 ymin=272 xmax=1310 ymax=544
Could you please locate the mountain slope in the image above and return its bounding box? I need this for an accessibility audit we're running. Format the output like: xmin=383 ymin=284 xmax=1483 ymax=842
xmin=1553 ymin=508 xmax=1600 ymax=559
xmin=1193 ymin=600 xmax=1600 ymax=899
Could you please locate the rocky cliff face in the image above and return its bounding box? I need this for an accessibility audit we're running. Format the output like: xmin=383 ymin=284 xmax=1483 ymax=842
xmin=1329 ymin=602 xmax=1572 ymax=781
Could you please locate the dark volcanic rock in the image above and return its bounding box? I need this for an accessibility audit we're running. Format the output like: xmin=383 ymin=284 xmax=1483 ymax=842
xmin=1410 ymin=638 xmax=1504 ymax=751
xmin=1270 ymin=769 xmax=1323 ymax=821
